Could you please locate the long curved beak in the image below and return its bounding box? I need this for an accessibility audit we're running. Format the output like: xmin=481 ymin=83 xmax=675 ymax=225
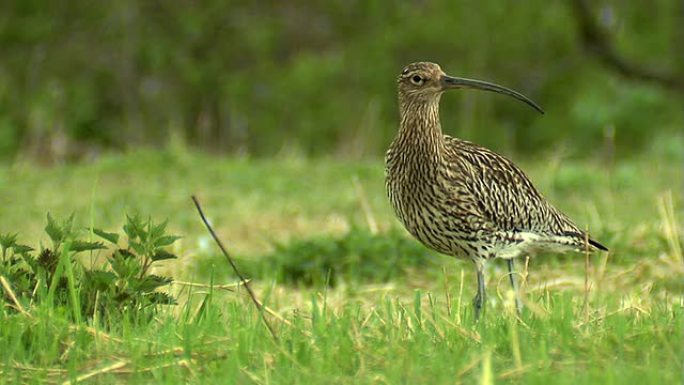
xmin=441 ymin=75 xmax=544 ymax=114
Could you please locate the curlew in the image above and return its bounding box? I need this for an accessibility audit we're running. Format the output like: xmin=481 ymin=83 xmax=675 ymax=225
xmin=385 ymin=62 xmax=607 ymax=320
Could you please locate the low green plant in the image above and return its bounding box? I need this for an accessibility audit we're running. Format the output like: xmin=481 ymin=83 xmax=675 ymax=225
xmin=0 ymin=214 xmax=179 ymax=326
xmin=0 ymin=233 xmax=37 ymax=300
xmin=201 ymin=227 xmax=441 ymax=287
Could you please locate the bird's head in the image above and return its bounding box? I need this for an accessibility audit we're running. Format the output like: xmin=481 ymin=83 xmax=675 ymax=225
xmin=397 ymin=62 xmax=544 ymax=114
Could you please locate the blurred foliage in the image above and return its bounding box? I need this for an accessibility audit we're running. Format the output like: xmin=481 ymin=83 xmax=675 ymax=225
xmin=0 ymin=0 xmax=682 ymax=162
xmin=196 ymin=227 xmax=441 ymax=287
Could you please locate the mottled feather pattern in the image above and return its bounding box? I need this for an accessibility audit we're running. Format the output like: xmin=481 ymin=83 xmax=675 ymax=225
xmin=386 ymin=62 xmax=606 ymax=268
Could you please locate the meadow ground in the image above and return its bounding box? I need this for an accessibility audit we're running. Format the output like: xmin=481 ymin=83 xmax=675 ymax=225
xmin=0 ymin=144 xmax=682 ymax=384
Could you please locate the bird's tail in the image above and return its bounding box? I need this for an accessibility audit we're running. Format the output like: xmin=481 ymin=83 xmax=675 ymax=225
xmin=562 ymin=231 xmax=608 ymax=252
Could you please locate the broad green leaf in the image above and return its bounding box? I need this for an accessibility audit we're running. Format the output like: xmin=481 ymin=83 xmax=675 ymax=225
xmin=151 ymin=250 xmax=178 ymax=262
xmin=150 ymin=220 xmax=168 ymax=239
xmin=110 ymin=251 xmax=141 ymax=278
xmin=0 ymin=233 xmax=18 ymax=249
xmin=129 ymin=241 xmax=145 ymax=255
xmin=92 ymin=228 xmax=120 ymax=245
xmin=145 ymin=292 xmax=176 ymax=305
xmin=12 ymin=244 xmax=35 ymax=255
xmin=154 ymin=235 xmax=181 ymax=248
xmin=109 ymin=258 xmax=129 ymax=278
xmin=114 ymin=291 xmax=132 ymax=303
xmin=70 ymin=241 xmax=107 ymax=253
xmin=45 ymin=213 xmax=63 ymax=243
xmin=116 ymin=249 xmax=136 ymax=260
xmin=124 ymin=214 xmax=145 ymax=240
xmin=84 ymin=270 xmax=117 ymax=291
xmin=136 ymin=274 xmax=173 ymax=292
xmin=63 ymin=213 xmax=75 ymax=235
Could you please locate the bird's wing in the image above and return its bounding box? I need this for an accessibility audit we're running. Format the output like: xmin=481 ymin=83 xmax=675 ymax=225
xmin=443 ymin=136 xmax=606 ymax=251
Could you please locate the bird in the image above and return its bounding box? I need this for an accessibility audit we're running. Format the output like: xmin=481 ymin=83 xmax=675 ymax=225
xmin=385 ymin=62 xmax=607 ymax=320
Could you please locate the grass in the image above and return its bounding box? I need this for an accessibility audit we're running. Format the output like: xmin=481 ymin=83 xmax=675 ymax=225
xmin=0 ymin=145 xmax=682 ymax=384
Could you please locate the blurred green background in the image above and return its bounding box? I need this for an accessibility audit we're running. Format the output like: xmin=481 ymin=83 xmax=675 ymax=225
xmin=0 ymin=0 xmax=682 ymax=163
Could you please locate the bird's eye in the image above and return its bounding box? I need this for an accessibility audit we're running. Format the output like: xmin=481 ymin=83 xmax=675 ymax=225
xmin=410 ymin=75 xmax=424 ymax=85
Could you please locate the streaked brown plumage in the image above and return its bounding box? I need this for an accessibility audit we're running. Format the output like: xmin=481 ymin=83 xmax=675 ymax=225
xmin=385 ymin=62 xmax=607 ymax=319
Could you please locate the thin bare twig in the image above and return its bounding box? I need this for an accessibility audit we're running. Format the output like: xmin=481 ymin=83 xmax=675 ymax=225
xmin=191 ymin=196 xmax=278 ymax=342
xmin=171 ymin=280 xmax=247 ymax=292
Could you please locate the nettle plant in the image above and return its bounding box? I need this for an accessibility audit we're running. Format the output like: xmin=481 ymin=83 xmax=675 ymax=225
xmin=0 ymin=214 xmax=179 ymax=324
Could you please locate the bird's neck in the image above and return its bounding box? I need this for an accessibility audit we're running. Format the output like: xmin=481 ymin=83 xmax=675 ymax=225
xmin=397 ymin=96 xmax=445 ymax=155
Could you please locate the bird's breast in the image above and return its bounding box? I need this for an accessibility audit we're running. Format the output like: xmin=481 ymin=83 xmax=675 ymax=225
xmin=386 ymin=154 xmax=481 ymax=258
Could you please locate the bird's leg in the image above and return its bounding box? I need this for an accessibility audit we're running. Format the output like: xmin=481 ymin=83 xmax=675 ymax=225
xmin=473 ymin=264 xmax=486 ymax=321
xmin=507 ymin=259 xmax=523 ymax=315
